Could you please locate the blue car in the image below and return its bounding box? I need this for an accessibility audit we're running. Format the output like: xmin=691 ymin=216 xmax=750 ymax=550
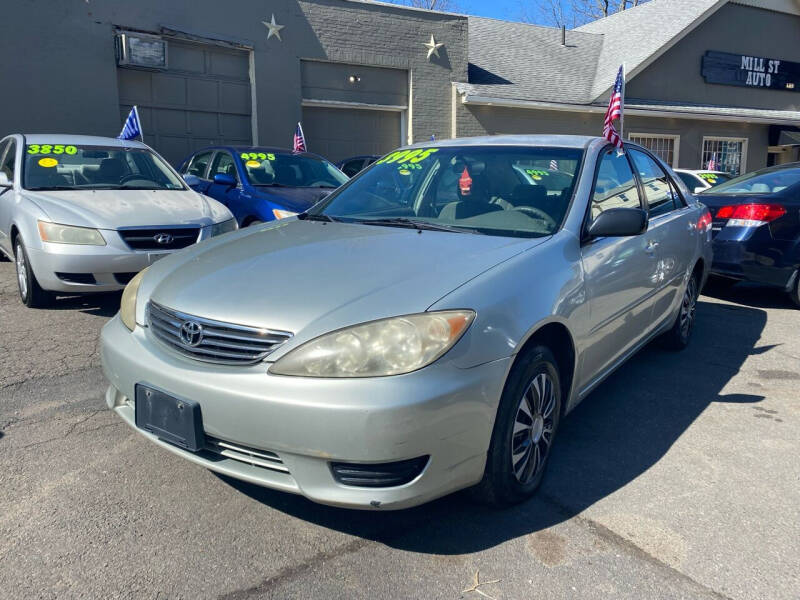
xmin=178 ymin=146 xmax=348 ymax=226
xmin=699 ymin=162 xmax=800 ymax=306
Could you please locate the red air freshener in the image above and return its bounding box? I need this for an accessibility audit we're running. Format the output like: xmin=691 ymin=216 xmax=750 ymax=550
xmin=459 ymin=167 xmax=472 ymax=195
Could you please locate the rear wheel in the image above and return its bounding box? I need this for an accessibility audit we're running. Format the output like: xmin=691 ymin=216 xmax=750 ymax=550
xmin=14 ymin=237 xmax=52 ymax=308
xmin=662 ymin=272 xmax=699 ymax=350
xmin=789 ymin=270 xmax=800 ymax=308
xmin=472 ymin=345 xmax=561 ymax=507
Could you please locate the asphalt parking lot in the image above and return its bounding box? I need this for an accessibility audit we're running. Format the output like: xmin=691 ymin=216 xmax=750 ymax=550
xmin=1 ymin=260 xmax=798 ymax=600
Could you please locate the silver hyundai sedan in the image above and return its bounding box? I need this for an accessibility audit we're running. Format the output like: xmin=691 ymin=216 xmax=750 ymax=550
xmin=101 ymin=135 xmax=713 ymax=510
xmin=0 ymin=134 xmax=236 ymax=307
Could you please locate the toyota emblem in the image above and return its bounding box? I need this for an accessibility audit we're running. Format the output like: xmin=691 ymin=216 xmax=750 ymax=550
xmin=154 ymin=233 xmax=174 ymax=245
xmin=179 ymin=320 xmax=204 ymax=347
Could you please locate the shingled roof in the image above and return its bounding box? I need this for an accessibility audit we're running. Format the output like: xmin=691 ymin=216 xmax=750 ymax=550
xmin=459 ymin=0 xmax=724 ymax=105
xmin=575 ymin=0 xmax=725 ymax=99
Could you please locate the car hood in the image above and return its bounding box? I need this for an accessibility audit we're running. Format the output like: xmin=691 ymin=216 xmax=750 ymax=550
xmin=143 ymin=219 xmax=544 ymax=345
xmin=24 ymin=189 xmax=230 ymax=229
xmin=250 ymin=186 xmax=335 ymax=213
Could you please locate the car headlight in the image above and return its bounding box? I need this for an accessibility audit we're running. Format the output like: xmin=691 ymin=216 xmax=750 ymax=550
xmin=269 ymin=311 xmax=475 ymax=377
xmin=272 ymin=209 xmax=298 ymax=220
xmin=209 ymin=218 xmax=238 ymax=237
xmin=120 ymin=267 xmax=149 ymax=331
xmin=37 ymin=221 xmax=105 ymax=245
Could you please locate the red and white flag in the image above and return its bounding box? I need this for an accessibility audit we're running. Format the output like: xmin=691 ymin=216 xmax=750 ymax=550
xmin=603 ymin=65 xmax=625 ymax=150
xmin=293 ymin=122 xmax=306 ymax=152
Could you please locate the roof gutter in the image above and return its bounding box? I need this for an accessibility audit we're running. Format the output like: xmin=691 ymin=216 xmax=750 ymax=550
xmin=461 ymin=94 xmax=800 ymax=126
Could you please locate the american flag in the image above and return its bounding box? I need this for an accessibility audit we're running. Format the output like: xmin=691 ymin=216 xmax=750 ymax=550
xmin=603 ymin=66 xmax=625 ymax=150
xmin=549 ymin=159 xmax=558 ymax=171
xmin=293 ymin=122 xmax=306 ymax=152
xmin=707 ymin=153 xmax=717 ymax=170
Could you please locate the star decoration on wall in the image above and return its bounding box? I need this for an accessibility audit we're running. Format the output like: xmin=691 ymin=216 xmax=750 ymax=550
xmin=424 ymin=34 xmax=444 ymax=60
xmin=263 ymin=14 xmax=284 ymax=41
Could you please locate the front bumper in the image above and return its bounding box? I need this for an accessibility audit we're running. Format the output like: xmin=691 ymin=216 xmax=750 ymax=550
xmin=101 ymin=315 xmax=511 ymax=510
xmin=27 ymin=242 xmax=170 ymax=293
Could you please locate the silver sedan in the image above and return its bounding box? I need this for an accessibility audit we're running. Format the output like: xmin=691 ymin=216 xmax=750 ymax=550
xmin=0 ymin=134 xmax=236 ymax=307
xmin=100 ymin=135 xmax=713 ymax=509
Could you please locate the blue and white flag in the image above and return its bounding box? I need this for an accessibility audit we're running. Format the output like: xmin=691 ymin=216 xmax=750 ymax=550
xmin=118 ymin=106 xmax=142 ymax=141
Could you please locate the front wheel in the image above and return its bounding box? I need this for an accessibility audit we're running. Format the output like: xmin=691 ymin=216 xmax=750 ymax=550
xmin=662 ymin=272 xmax=699 ymax=350
xmin=14 ymin=237 xmax=52 ymax=308
xmin=472 ymin=345 xmax=561 ymax=507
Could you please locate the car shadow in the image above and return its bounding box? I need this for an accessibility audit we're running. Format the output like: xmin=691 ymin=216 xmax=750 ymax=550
xmin=703 ymin=280 xmax=795 ymax=310
xmin=49 ymin=291 xmax=122 ymax=317
xmin=218 ymin=299 xmax=768 ymax=553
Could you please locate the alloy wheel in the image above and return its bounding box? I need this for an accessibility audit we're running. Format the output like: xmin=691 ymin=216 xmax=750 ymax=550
xmin=15 ymin=243 xmax=28 ymax=300
xmin=511 ymin=372 xmax=556 ymax=484
xmin=680 ymin=276 xmax=698 ymax=338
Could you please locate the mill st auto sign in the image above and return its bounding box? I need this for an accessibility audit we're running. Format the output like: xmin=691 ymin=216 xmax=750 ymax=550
xmin=702 ymin=51 xmax=799 ymax=92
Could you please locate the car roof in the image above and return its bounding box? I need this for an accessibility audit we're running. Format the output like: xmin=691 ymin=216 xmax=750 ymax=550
xmin=204 ymin=145 xmax=326 ymax=159
xmin=406 ymin=134 xmax=600 ymax=149
xmin=20 ymin=134 xmax=149 ymax=148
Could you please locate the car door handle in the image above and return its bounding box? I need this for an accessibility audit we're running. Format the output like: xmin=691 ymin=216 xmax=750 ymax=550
xmin=645 ymin=240 xmax=659 ymax=254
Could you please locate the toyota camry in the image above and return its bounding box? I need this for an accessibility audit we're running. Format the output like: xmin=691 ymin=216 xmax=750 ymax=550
xmin=101 ymin=135 xmax=712 ymax=509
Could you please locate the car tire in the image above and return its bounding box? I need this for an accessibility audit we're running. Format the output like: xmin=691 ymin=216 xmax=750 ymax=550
xmin=471 ymin=345 xmax=561 ymax=507
xmin=789 ymin=270 xmax=800 ymax=308
xmin=246 ymin=219 xmax=264 ymax=227
xmin=14 ymin=237 xmax=52 ymax=308
xmin=662 ymin=271 xmax=699 ymax=351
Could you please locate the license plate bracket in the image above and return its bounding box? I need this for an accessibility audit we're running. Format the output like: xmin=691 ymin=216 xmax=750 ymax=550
xmin=135 ymin=384 xmax=205 ymax=452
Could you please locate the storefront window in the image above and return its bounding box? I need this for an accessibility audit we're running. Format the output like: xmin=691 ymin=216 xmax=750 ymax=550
xmin=628 ymin=134 xmax=679 ymax=167
xmin=701 ymin=137 xmax=747 ymax=176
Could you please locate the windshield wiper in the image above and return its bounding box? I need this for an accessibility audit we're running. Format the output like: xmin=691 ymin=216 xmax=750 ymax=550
xmin=253 ymin=183 xmax=289 ymax=188
xmin=352 ymin=217 xmax=484 ymax=234
xmin=298 ymin=213 xmax=340 ymax=222
xmin=26 ymin=186 xmax=78 ymax=191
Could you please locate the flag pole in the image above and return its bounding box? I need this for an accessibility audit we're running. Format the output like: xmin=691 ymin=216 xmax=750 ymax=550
xmin=619 ymin=63 xmax=626 ymax=147
xmin=134 ymin=105 xmax=144 ymax=144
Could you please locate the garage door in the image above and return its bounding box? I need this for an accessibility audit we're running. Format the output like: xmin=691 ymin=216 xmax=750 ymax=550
xmin=118 ymin=39 xmax=251 ymax=167
xmin=301 ymin=107 xmax=401 ymax=163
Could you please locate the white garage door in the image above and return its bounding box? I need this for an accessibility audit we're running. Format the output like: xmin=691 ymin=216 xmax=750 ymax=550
xmin=118 ymin=39 xmax=251 ymax=166
xmin=301 ymin=106 xmax=401 ymax=163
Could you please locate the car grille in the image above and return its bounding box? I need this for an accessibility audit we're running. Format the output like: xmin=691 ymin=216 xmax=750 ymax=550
xmin=203 ymin=436 xmax=289 ymax=474
xmin=118 ymin=227 xmax=200 ymax=250
xmin=147 ymin=301 xmax=293 ymax=365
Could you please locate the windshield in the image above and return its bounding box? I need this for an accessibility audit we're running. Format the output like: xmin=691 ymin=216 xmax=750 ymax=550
xmin=22 ymin=144 xmax=185 ymax=191
xmin=312 ymin=146 xmax=584 ymax=238
xmin=705 ymin=167 xmax=800 ymax=195
xmin=239 ymin=151 xmax=348 ymax=188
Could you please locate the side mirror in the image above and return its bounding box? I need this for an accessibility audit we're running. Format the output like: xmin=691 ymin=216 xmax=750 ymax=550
xmin=587 ymin=207 xmax=648 ymax=238
xmin=213 ymin=173 xmax=236 ymax=188
xmin=0 ymin=172 xmax=11 ymax=187
xmin=694 ymin=186 xmax=706 ymax=194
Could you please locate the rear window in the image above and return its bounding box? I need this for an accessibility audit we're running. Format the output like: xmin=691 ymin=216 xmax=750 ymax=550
xmin=708 ymin=167 xmax=800 ymax=195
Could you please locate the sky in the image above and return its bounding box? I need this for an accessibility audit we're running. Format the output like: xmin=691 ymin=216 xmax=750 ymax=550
xmin=457 ymin=0 xmax=528 ymax=21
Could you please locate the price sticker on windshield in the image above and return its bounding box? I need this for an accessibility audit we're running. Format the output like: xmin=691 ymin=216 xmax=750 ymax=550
xmin=376 ymin=148 xmax=439 ymax=165
xmin=240 ymin=152 xmax=276 ymax=161
xmin=27 ymin=144 xmax=78 ymax=155
xmin=525 ymin=169 xmax=549 ymax=181
xmin=699 ymin=173 xmax=719 ymax=182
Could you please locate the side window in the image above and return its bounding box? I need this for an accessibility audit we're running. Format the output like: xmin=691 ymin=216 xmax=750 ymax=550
xmin=341 ymin=160 xmax=363 ymax=178
xmin=1 ymin=140 xmax=16 ymax=181
xmin=629 ymin=149 xmax=677 ymax=217
xmin=209 ymin=152 xmax=238 ymax=182
xmin=590 ymin=149 xmax=642 ymax=221
xmin=185 ymin=151 xmax=213 ymax=178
